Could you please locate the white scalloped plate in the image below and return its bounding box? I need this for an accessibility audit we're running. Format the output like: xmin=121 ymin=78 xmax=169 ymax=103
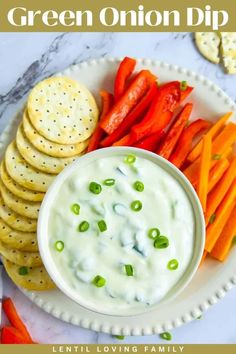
xmin=1 ymin=58 xmax=236 ymax=336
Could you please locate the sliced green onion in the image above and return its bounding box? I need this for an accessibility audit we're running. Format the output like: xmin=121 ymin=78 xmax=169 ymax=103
xmin=180 ymin=80 xmax=188 ymax=91
xmin=209 ymin=213 xmax=216 ymax=224
xmin=167 ymin=259 xmax=179 ymax=270
xmin=92 ymin=275 xmax=106 ymax=287
xmin=97 ymin=220 xmax=107 ymax=232
xmin=232 ymin=236 xmax=236 ymax=245
xmin=133 ymin=180 xmax=144 ymax=192
xmin=212 ymin=153 xmax=221 ymax=160
xmin=103 ymin=178 xmax=115 ymax=186
xmin=130 ymin=200 xmax=142 ymax=212
xmin=160 ymin=332 xmax=172 ymax=341
xmin=148 ymin=228 xmax=160 ymax=239
xmin=197 ymin=315 xmax=202 ymax=320
xmin=89 ymin=182 xmax=102 ymax=195
xmin=124 ymin=264 xmax=134 ymax=276
xmin=55 ymin=241 xmax=64 ymax=252
xmin=114 ymin=335 xmax=125 ymax=340
xmin=18 ymin=266 xmax=28 ymax=276
xmin=78 ymin=221 xmax=90 ymax=232
xmin=154 ymin=236 xmax=169 ymax=249
xmin=71 ymin=203 xmax=80 ymax=215
xmin=124 ymin=154 xmax=136 ymax=164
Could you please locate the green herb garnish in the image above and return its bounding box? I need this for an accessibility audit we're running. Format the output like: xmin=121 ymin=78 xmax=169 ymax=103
xmin=148 ymin=228 xmax=161 ymax=239
xmin=97 ymin=220 xmax=107 ymax=232
xmin=167 ymin=259 xmax=179 ymax=270
xmin=89 ymin=182 xmax=102 ymax=195
xmin=71 ymin=203 xmax=80 ymax=215
xmin=92 ymin=275 xmax=106 ymax=287
xmin=124 ymin=155 xmax=136 ymax=164
xmin=160 ymin=332 xmax=172 ymax=341
xmin=209 ymin=213 xmax=216 ymax=224
xmin=103 ymin=178 xmax=115 ymax=186
xmin=124 ymin=264 xmax=134 ymax=276
xmin=133 ymin=181 xmax=144 ymax=192
xmin=78 ymin=221 xmax=90 ymax=232
xmin=154 ymin=236 xmax=169 ymax=249
xmin=55 ymin=241 xmax=64 ymax=252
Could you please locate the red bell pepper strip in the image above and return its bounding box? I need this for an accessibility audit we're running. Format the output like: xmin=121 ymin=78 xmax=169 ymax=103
xmin=180 ymin=86 xmax=193 ymax=102
xmin=169 ymin=119 xmax=211 ymax=168
xmin=157 ymin=103 xmax=193 ymax=159
xmin=1 ymin=326 xmax=33 ymax=344
xmin=114 ymin=57 xmax=136 ymax=101
xmin=100 ymin=83 xmax=158 ymax=147
xmin=134 ymin=131 xmax=165 ymax=152
xmin=100 ymin=70 xmax=156 ymax=135
xmin=129 ymin=81 xmax=182 ymax=143
xmin=2 ymin=298 xmax=33 ymax=343
xmin=87 ymin=91 xmax=114 ymax=152
xmin=113 ymin=83 xmax=193 ymax=147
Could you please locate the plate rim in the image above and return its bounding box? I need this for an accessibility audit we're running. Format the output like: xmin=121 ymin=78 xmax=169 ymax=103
xmin=1 ymin=56 xmax=236 ymax=336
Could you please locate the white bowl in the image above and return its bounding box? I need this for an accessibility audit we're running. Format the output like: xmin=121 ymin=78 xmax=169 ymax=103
xmin=38 ymin=147 xmax=205 ymax=316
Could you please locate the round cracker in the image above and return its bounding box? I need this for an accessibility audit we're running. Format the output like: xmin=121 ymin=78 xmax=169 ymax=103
xmin=0 ymin=218 xmax=38 ymax=252
xmin=23 ymin=110 xmax=89 ymax=157
xmin=16 ymin=124 xmax=78 ymax=174
xmin=0 ymin=241 xmax=42 ymax=267
xmin=5 ymin=141 xmax=55 ymax=192
xmin=0 ymin=180 xmax=40 ymax=219
xmin=27 ymin=77 xmax=99 ymax=144
xmin=0 ymin=161 xmax=44 ymax=202
xmin=3 ymin=258 xmax=55 ymax=291
xmin=195 ymin=32 xmax=220 ymax=64
xmin=0 ymin=193 xmax=37 ymax=232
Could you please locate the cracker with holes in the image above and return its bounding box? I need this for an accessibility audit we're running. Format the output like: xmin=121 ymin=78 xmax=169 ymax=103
xmin=0 ymin=194 xmax=37 ymax=232
xmin=221 ymin=32 xmax=236 ymax=74
xmin=27 ymin=77 xmax=99 ymax=144
xmin=0 ymin=241 xmax=42 ymax=267
xmin=5 ymin=141 xmax=55 ymax=192
xmin=0 ymin=161 xmax=44 ymax=202
xmin=23 ymin=111 xmax=89 ymax=158
xmin=3 ymin=258 xmax=55 ymax=291
xmin=195 ymin=32 xmax=220 ymax=63
xmin=16 ymin=124 xmax=79 ymax=174
xmin=0 ymin=180 xmax=40 ymax=219
xmin=0 ymin=218 xmax=37 ymax=252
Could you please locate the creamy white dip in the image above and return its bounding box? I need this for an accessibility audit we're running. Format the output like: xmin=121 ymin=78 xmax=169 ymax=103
xmin=49 ymin=154 xmax=194 ymax=313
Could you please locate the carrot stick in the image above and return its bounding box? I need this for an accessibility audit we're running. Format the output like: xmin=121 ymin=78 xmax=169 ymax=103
xmin=210 ymin=205 xmax=236 ymax=261
xmin=113 ymin=134 xmax=131 ymax=146
xmin=184 ymin=145 xmax=233 ymax=187
xmin=187 ymin=112 xmax=232 ymax=163
xmin=184 ymin=146 xmax=232 ymax=187
xmin=205 ymin=157 xmax=236 ymax=226
xmin=211 ymin=122 xmax=236 ymax=155
xmin=205 ymin=179 xmax=236 ymax=252
xmin=87 ymin=91 xmax=114 ymax=152
xmin=199 ymin=250 xmax=208 ymax=267
xmin=169 ymin=119 xmax=210 ymax=169
xmin=197 ymin=134 xmax=212 ymax=211
xmin=2 ymin=298 xmax=33 ymax=343
xmin=208 ymin=159 xmax=230 ymax=193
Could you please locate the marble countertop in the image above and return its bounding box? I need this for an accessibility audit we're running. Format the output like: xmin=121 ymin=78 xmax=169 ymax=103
xmin=0 ymin=32 xmax=236 ymax=344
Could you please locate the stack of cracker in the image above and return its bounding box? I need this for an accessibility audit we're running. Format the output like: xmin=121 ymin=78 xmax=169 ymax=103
xmin=0 ymin=77 xmax=99 ymax=291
